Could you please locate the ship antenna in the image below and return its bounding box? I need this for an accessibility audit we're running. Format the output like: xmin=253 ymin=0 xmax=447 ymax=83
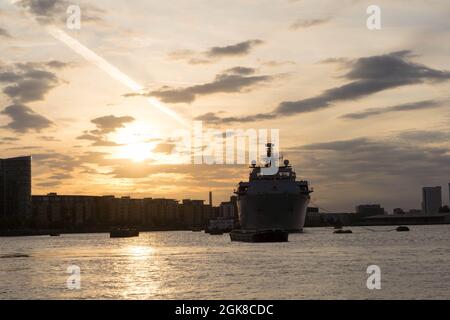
xmin=266 ymin=143 xmax=273 ymax=158
xmin=265 ymin=143 xmax=273 ymax=167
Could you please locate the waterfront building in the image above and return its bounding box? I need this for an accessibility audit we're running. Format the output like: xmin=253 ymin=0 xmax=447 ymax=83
xmin=0 ymin=156 xmax=32 ymax=218
xmin=422 ymin=186 xmax=442 ymax=215
xmin=355 ymin=204 xmax=385 ymax=217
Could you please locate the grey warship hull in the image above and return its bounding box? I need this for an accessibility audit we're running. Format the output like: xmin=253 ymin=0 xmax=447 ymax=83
xmin=238 ymin=193 xmax=310 ymax=232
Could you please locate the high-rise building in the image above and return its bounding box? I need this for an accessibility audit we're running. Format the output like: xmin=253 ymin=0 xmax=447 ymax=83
xmin=422 ymin=186 xmax=442 ymax=215
xmin=355 ymin=204 xmax=385 ymax=217
xmin=0 ymin=156 xmax=32 ymax=217
xmin=448 ymin=183 xmax=450 ymax=207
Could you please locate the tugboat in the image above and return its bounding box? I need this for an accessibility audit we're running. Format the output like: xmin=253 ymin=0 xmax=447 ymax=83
xmin=230 ymin=229 xmax=288 ymax=243
xmin=333 ymin=229 xmax=353 ymax=234
xmin=231 ymin=143 xmax=312 ymax=242
xmin=207 ymin=228 xmax=224 ymax=235
xmin=110 ymin=228 xmax=139 ymax=238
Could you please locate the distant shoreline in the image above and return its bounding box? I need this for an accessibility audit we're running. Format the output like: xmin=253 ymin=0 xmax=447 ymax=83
xmin=1 ymin=222 xmax=449 ymax=237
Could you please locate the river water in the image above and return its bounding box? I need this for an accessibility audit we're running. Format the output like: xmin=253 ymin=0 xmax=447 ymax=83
xmin=1 ymin=225 xmax=449 ymax=299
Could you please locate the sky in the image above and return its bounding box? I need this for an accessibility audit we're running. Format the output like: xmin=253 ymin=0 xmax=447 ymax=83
xmin=1 ymin=0 xmax=450 ymax=211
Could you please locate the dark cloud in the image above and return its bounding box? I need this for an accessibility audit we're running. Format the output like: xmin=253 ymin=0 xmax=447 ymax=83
xmin=14 ymin=60 xmax=71 ymax=70
xmin=206 ymin=40 xmax=264 ymax=58
xmin=223 ymin=66 xmax=256 ymax=75
xmin=76 ymin=133 xmax=121 ymax=147
xmin=199 ymin=51 xmax=450 ymax=124
xmin=0 ymin=27 xmax=11 ymax=38
xmin=16 ymin=0 xmax=104 ymax=25
xmin=286 ymin=134 xmax=450 ymax=210
xmin=397 ymin=130 xmax=450 ymax=143
xmin=276 ymin=51 xmax=450 ymax=116
xmin=4 ymin=79 xmax=58 ymax=103
xmin=168 ymin=40 xmax=264 ymax=65
xmin=0 ymin=60 xmax=69 ymax=103
xmin=0 ymin=72 xmax=22 ymax=82
xmin=291 ymin=135 xmax=450 ymax=180
xmin=48 ymin=172 xmax=73 ymax=180
xmin=290 ymin=18 xmax=331 ymax=30
xmin=0 ymin=137 xmax=20 ymax=145
xmin=31 ymin=151 xmax=80 ymax=172
xmin=318 ymin=57 xmax=349 ymax=64
xmin=128 ymin=68 xmax=274 ymax=104
xmin=341 ymin=99 xmax=444 ymax=120
xmin=76 ymin=115 xmax=135 ymax=146
xmin=194 ymin=112 xmax=273 ymax=124
xmin=260 ymin=60 xmax=296 ymax=68
xmin=45 ymin=60 xmax=71 ymax=69
xmin=2 ymin=137 xmax=20 ymax=142
xmin=1 ymin=104 xmax=53 ymax=133
xmin=36 ymin=181 xmax=62 ymax=188
xmin=39 ymin=136 xmax=60 ymax=142
xmin=90 ymin=115 xmax=135 ymax=134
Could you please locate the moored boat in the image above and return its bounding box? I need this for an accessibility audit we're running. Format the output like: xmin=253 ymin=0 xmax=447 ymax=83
xmin=110 ymin=228 xmax=139 ymax=238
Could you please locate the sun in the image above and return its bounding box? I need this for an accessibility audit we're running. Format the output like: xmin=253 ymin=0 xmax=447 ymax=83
xmin=111 ymin=122 xmax=158 ymax=162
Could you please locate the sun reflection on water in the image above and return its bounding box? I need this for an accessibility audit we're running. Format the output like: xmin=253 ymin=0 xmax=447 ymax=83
xmin=126 ymin=245 xmax=155 ymax=258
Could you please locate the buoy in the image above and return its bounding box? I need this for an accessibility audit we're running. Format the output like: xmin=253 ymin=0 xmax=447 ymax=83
xmin=334 ymin=229 xmax=352 ymax=234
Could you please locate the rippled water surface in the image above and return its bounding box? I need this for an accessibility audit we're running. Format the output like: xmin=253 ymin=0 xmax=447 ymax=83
xmin=1 ymin=225 xmax=449 ymax=299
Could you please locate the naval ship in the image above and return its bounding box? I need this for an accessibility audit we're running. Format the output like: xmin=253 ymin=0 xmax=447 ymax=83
xmin=234 ymin=143 xmax=312 ymax=233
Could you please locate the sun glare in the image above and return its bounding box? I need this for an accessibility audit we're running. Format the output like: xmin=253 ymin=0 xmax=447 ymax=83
xmin=112 ymin=123 xmax=158 ymax=162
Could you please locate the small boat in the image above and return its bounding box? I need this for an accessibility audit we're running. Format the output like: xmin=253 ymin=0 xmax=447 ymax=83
xmin=230 ymin=229 xmax=289 ymax=243
xmin=49 ymin=233 xmax=61 ymax=237
xmin=110 ymin=228 xmax=139 ymax=238
xmin=396 ymin=226 xmax=410 ymax=232
xmin=334 ymin=229 xmax=353 ymax=234
xmin=207 ymin=229 xmax=224 ymax=235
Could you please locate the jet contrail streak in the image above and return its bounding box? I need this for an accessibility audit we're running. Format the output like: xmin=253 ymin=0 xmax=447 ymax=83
xmin=45 ymin=26 xmax=189 ymax=127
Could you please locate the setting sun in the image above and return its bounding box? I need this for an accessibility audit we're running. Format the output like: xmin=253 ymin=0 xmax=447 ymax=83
xmin=111 ymin=123 xmax=158 ymax=162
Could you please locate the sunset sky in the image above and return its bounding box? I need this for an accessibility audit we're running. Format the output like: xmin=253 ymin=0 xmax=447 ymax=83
xmin=1 ymin=0 xmax=450 ymax=211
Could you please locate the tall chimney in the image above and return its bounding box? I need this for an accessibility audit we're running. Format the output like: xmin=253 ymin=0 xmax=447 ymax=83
xmin=209 ymin=191 xmax=213 ymax=206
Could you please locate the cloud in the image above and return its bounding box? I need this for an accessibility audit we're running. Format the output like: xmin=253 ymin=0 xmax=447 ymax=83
xmin=16 ymin=0 xmax=104 ymax=25
xmin=153 ymin=143 xmax=176 ymax=154
xmin=76 ymin=115 xmax=135 ymax=146
xmin=0 ymin=27 xmax=11 ymax=38
xmin=90 ymin=115 xmax=135 ymax=134
xmin=397 ymin=130 xmax=450 ymax=143
xmin=290 ymin=18 xmax=331 ymax=30
xmin=291 ymin=135 xmax=450 ymax=180
xmin=318 ymin=57 xmax=349 ymax=64
xmin=3 ymin=79 xmax=58 ymax=103
xmin=276 ymin=51 xmax=450 ymax=116
xmin=1 ymin=104 xmax=53 ymax=132
xmin=0 ymin=137 xmax=20 ymax=145
xmin=206 ymin=40 xmax=264 ymax=58
xmin=341 ymin=99 xmax=445 ymax=120
xmin=168 ymin=39 xmax=264 ymax=65
xmin=39 ymin=135 xmax=60 ymax=142
xmin=260 ymin=60 xmax=296 ymax=68
xmin=285 ymin=134 xmax=450 ymax=210
xmin=0 ymin=60 xmax=70 ymax=103
xmin=76 ymin=133 xmax=121 ymax=147
xmin=198 ymin=51 xmax=450 ymax=124
xmin=194 ymin=111 xmax=273 ymax=124
xmin=126 ymin=68 xmax=274 ymax=104
xmin=223 ymin=66 xmax=256 ymax=75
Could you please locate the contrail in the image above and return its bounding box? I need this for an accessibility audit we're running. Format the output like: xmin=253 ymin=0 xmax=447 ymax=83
xmin=46 ymin=26 xmax=190 ymax=128
xmin=8 ymin=0 xmax=189 ymax=128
